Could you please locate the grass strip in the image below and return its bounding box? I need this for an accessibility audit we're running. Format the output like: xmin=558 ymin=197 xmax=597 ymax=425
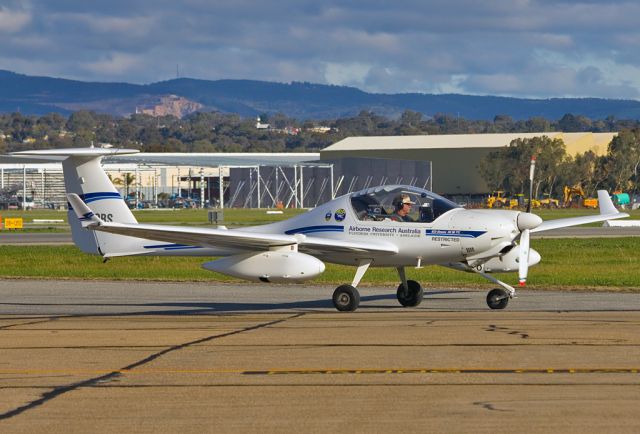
xmin=1 ymin=238 xmax=639 ymax=290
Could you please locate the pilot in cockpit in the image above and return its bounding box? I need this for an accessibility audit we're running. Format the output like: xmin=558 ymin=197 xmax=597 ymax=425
xmin=391 ymin=194 xmax=415 ymax=222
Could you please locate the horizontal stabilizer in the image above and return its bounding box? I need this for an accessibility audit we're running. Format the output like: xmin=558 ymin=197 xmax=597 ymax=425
xmin=1 ymin=147 xmax=139 ymax=164
xmin=11 ymin=147 xmax=139 ymax=158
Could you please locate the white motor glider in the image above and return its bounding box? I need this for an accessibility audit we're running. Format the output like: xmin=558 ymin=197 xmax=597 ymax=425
xmin=9 ymin=148 xmax=629 ymax=311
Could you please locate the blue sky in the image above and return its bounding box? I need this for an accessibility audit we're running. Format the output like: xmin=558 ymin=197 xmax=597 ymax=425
xmin=1 ymin=0 xmax=639 ymax=99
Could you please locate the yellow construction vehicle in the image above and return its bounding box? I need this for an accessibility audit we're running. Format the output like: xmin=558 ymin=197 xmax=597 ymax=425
xmin=563 ymin=185 xmax=597 ymax=208
xmin=539 ymin=193 xmax=559 ymax=208
xmin=513 ymin=193 xmax=540 ymax=209
xmin=486 ymin=191 xmax=518 ymax=209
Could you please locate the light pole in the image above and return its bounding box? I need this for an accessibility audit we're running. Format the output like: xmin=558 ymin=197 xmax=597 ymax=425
xmin=154 ymin=168 xmax=158 ymax=206
xmin=219 ymin=166 xmax=224 ymax=209
xmin=22 ymin=165 xmax=26 ymax=210
xmin=199 ymin=168 xmax=205 ymax=208
xmin=188 ymin=168 xmax=192 ymax=200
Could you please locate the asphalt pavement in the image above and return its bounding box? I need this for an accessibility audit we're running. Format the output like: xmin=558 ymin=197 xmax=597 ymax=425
xmin=1 ymin=280 xmax=639 ymax=433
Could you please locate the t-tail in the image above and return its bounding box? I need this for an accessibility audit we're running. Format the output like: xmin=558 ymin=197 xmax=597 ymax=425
xmin=10 ymin=147 xmax=147 ymax=257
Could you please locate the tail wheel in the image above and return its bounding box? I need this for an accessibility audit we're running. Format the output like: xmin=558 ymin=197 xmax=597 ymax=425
xmin=397 ymin=280 xmax=423 ymax=307
xmin=332 ymin=285 xmax=360 ymax=312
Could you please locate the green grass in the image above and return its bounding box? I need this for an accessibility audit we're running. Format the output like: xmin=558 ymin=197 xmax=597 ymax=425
xmin=2 ymin=238 xmax=639 ymax=290
xmin=2 ymin=207 xmax=639 ymax=232
xmin=1 ymin=208 xmax=307 ymax=228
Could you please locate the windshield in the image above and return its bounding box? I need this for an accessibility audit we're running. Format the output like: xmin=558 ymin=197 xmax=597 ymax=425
xmin=349 ymin=185 xmax=461 ymax=223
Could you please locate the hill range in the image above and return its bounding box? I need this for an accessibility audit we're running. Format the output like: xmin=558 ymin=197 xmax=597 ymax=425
xmin=2 ymin=69 xmax=640 ymax=121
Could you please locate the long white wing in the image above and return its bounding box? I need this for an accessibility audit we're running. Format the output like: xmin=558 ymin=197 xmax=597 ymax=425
xmin=93 ymin=222 xmax=299 ymax=250
xmin=532 ymin=190 xmax=629 ymax=233
xmin=67 ymin=193 xmax=398 ymax=256
xmin=299 ymin=236 xmax=398 ymax=255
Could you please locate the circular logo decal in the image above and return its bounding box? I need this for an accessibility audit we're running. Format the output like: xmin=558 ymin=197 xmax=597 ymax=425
xmin=325 ymin=211 xmax=332 ymax=221
xmin=334 ymin=208 xmax=346 ymax=222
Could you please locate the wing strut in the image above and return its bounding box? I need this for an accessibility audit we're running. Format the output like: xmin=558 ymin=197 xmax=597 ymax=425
xmin=351 ymin=259 xmax=372 ymax=287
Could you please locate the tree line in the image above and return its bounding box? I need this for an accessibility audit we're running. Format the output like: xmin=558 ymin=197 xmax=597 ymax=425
xmin=2 ymin=109 xmax=640 ymax=197
xmin=478 ymin=131 xmax=640 ymax=198
xmin=2 ymin=109 xmax=640 ymax=155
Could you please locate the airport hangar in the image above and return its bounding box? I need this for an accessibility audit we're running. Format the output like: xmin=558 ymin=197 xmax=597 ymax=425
xmin=320 ymin=132 xmax=617 ymax=198
xmin=0 ymin=132 xmax=616 ymax=209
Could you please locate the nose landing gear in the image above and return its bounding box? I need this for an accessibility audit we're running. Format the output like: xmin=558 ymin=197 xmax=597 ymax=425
xmin=486 ymin=288 xmax=510 ymax=309
xmin=470 ymin=267 xmax=515 ymax=309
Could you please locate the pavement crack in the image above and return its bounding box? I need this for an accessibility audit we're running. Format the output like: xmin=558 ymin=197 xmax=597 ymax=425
xmin=485 ymin=324 xmax=529 ymax=339
xmin=473 ymin=401 xmax=513 ymax=412
xmin=0 ymin=312 xmax=305 ymax=421
xmin=0 ymin=317 xmax=64 ymax=330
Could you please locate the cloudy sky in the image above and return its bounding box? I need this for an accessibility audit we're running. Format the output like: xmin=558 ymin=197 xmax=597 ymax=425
xmin=1 ymin=0 xmax=640 ymax=99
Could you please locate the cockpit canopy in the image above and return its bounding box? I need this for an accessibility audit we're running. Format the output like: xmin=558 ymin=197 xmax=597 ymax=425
xmin=349 ymin=185 xmax=461 ymax=223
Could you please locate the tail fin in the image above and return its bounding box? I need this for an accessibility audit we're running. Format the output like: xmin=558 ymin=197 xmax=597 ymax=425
xmin=11 ymin=147 xmax=147 ymax=256
xmin=597 ymin=190 xmax=618 ymax=215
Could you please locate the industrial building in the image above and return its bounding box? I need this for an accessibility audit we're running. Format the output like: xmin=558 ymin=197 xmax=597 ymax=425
xmin=0 ymin=132 xmax=617 ymax=209
xmin=320 ymin=132 xmax=616 ymax=195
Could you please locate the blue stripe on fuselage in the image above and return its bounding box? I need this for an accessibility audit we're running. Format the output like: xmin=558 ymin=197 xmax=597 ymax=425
xmin=425 ymin=229 xmax=486 ymax=238
xmin=284 ymin=225 xmax=344 ymax=235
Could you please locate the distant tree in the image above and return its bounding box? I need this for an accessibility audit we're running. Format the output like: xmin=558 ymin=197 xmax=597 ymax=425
xmin=493 ymin=114 xmax=513 ymax=124
xmin=557 ymin=113 xmax=592 ymax=132
xmin=67 ymin=111 xmax=97 ymax=133
xmin=524 ymin=117 xmax=551 ymax=132
xmin=479 ymin=136 xmax=568 ymax=196
xmin=605 ymin=129 xmax=640 ymax=191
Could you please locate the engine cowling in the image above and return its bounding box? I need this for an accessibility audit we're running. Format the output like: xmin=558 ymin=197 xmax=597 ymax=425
xmin=481 ymin=246 xmax=541 ymax=273
xmin=202 ymin=251 xmax=325 ymax=283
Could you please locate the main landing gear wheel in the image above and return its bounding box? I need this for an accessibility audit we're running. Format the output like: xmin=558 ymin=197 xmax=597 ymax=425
xmin=486 ymin=288 xmax=510 ymax=310
xmin=397 ymin=280 xmax=424 ymax=307
xmin=332 ymin=285 xmax=360 ymax=312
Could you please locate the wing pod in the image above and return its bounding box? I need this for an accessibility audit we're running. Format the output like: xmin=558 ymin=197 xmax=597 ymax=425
xmin=202 ymin=251 xmax=325 ymax=283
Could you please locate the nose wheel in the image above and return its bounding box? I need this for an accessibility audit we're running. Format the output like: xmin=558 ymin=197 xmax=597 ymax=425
xmin=486 ymin=288 xmax=510 ymax=309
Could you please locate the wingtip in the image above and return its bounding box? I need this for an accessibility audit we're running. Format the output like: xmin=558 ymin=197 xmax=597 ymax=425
xmin=66 ymin=193 xmax=103 ymax=227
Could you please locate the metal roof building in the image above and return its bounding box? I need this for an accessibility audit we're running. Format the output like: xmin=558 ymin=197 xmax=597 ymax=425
xmin=320 ymin=132 xmax=617 ymax=195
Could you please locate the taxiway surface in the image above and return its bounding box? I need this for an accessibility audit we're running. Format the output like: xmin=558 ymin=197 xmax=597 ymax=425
xmin=1 ymin=280 xmax=639 ymax=433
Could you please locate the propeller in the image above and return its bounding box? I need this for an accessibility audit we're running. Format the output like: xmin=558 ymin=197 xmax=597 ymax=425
xmin=519 ymin=156 xmax=537 ymax=286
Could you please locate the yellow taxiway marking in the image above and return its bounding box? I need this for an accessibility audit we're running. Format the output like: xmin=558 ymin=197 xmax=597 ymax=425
xmin=0 ymin=368 xmax=639 ymax=376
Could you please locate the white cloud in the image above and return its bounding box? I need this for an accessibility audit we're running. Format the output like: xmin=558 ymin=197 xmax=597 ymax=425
xmin=323 ymin=62 xmax=371 ymax=87
xmin=1 ymin=0 xmax=640 ymax=99
xmin=0 ymin=7 xmax=31 ymax=33
xmin=83 ymin=52 xmax=142 ymax=76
